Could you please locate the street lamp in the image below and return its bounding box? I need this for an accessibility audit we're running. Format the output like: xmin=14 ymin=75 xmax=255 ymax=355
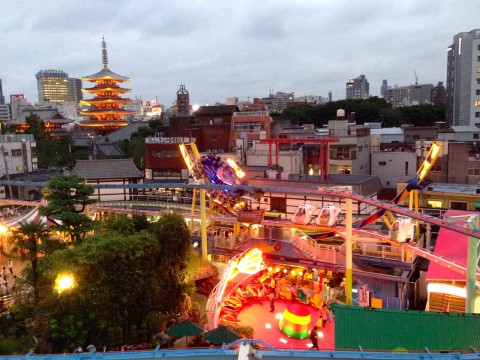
xmin=55 ymin=274 xmax=76 ymax=294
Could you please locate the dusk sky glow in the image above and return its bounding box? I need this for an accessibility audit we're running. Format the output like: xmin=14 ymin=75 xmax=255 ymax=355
xmin=1 ymin=0 xmax=478 ymax=106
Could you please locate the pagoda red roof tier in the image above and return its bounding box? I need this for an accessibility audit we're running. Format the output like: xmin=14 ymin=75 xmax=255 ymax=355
xmin=82 ymin=86 xmax=132 ymax=93
xmin=82 ymin=68 xmax=130 ymax=82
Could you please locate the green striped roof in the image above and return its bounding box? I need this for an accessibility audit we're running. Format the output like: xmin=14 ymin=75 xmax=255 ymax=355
xmin=334 ymin=305 xmax=480 ymax=351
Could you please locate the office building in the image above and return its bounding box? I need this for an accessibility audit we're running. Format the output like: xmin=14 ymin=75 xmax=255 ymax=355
xmin=346 ymin=75 xmax=369 ymax=99
xmin=431 ymin=82 xmax=446 ymax=105
xmin=380 ymin=79 xmax=391 ymax=98
xmin=36 ymin=69 xmax=69 ymax=105
xmin=385 ymin=84 xmax=433 ymax=107
xmin=446 ymin=29 xmax=480 ymax=126
xmin=68 ymin=78 xmax=83 ymax=103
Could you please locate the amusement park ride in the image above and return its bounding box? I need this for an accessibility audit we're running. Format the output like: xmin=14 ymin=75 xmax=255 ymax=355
xmin=175 ymin=140 xmax=480 ymax=331
xmin=1 ymin=141 xmax=479 ymax=335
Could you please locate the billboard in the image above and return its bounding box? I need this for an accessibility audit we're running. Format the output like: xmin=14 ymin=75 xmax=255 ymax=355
xmin=10 ymin=94 xmax=25 ymax=102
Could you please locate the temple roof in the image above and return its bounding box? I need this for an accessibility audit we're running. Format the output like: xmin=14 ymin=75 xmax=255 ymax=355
xmin=82 ymin=68 xmax=130 ymax=82
xmin=81 ymin=98 xmax=134 ymax=105
xmin=71 ymin=159 xmax=143 ymax=180
xmin=82 ymin=85 xmax=132 ymax=93
xmin=11 ymin=109 xmax=73 ymax=125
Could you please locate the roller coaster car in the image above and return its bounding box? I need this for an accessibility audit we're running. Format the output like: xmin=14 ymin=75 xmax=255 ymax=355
xmin=315 ymin=204 xmax=341 ymax=227
xmin=389 ymin=217 xmax=415 ymax=243
xmin=291 ymin=202 xmax=317 ymax=225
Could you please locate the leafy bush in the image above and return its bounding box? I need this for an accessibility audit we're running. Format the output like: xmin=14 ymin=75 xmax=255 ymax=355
xmin=0 ymin=338 xmax=22 ymax=354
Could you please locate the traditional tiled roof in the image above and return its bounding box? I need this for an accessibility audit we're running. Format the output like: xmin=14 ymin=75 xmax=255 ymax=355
xmin=82 ymin=68 xmax=130 ymax=82
xmin=71 ymin=159 xmax=143 ymax=180
xmin=11 ymin=109 xmax=73 ymax=125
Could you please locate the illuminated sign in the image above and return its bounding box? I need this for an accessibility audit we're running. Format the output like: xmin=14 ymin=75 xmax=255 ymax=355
xmin=10 ymin=94 xmax=25 ymax=102
xmin=146 ymin=137 xmax=195 ymax=144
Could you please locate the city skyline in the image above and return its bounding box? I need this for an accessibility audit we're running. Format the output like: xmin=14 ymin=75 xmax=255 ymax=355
xmin=0 ymin=0 xmax=478 ymax=107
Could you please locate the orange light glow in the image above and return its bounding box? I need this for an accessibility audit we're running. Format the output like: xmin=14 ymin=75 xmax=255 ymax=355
xmin=236 ymin=248 xmax=263 ymax=274
xmin=226 ymin=158 xmax=246 ymax=179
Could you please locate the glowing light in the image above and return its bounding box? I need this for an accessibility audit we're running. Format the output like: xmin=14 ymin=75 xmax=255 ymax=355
xmin=283 ymin=269 xmax=288 ymax=274
xmin=268 ymin=267 xmax=273 ymax=272
xmin=55 ymin=274 xmax=76 ymax=294
xmin=275 ymin=267 xmax=280 ymax=273
xmin=430 ymin=143 xmax=441 ymax=159
xmin=318 ymin=331 xmax=324 ymax=338
xmin=299 ymin=271 xmax=303 ymax=276
xmin=226 ymin=158 xmax=245 ymax=179
xmin=265 ymin=323 xmax=272 ymax=329
xmin=236 ymin=248 xmax=263 ymax=274
xmin=193 ymin=242 xmax=199 ymax=248
xmin=275 ymin=313 xmax=283 ymax=320
xmin=291 ymin=270 xmax=296 ymax=276
xmin=427 ymin=283 xmax=466 ymax=298
xmin=308 ymin=166 xmax=314 ymax=176
xmin=279 ymin=338 xmax=288 ymax=344
xmin=0 ymin=225 xmax=8 ymax=234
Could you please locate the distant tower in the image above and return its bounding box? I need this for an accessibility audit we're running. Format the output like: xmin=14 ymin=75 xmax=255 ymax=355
xmin=0 ymin=79 xmax=4 ymax=105
xmin=36 ymin=70 xmax=69 ymax=104
xmin=176 ymin=85 xmax=190 ymax=115
xmin=380 ymin=80 xmax=391 ymax=98
xmin=446 ymin=29 xmax=480 ymax=126
xmin=346 ymin=74 xmax=369 ymax=99
xmin=431 ymin=81 xmax=446 ymax=105
xmin=328 ymin=91 xmax=332 ymax=102
xmin=79 ymin=37 xmax=135 ymax=135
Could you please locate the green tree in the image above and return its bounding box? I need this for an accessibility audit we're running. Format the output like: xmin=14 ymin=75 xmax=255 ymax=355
xmin=39 ymin=175 xmax=97 ymax=245
xmin=9 ymin=221 xmax=64 ymax=303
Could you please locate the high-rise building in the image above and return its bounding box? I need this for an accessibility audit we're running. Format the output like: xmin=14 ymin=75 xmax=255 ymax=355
xmin=346 ymin=75 xmax=369 ymax=99
xmin=431 ymin=82 xmax=446 ymax=105
xmin=0 ymin=79 xmax=5 ymax=105
xmin=176 ymin=85 xmax=190 ymax=115
xmin=36 ymin=69 xmax=69 ymax=104
xmin=446 ymin=29 xmax=480 ymax=126
xmin=380 ymin=79 xmax=391 ymax=98
xmin=68 ymin=78 xmax=83 ymax=103
xmin=79 ymin=38 xmax=135 ymax=135
xmin=385 ymin=84 xmax=433 ymax=107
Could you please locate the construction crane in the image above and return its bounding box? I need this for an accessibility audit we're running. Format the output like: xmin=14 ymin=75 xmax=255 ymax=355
xmin=414 ymin=69 xmax=419 ymax=86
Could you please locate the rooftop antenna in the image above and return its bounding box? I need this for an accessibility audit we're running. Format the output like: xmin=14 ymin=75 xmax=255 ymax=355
xmin=102 ymin=36 xmax=109 ymax=70
xmin=413 ymin=69 xmax=419 ymax=86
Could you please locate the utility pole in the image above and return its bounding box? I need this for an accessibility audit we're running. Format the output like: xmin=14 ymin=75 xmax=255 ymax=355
xmin=0 ymin=145 xmax=13 ymax=201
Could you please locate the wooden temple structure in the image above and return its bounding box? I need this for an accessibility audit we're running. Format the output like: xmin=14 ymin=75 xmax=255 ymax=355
xmin=79 ymin=38 xmax=135 ymax=135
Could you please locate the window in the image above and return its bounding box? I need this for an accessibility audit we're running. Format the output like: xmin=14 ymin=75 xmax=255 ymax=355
xmin=477 ymin=90 xmax=480 ymax=95
xmin=213 ymin=118 xmax=222 ymax=124
xmin=451 ymin=201 xmax=467 ymax=210
xmin=11 ymin=149 xmax=21 ymax=156
xmin=427 ymin=200 xmax=443 ymax=209
xmin=270 ymin=196 xmax=286 ymax=213
xmin=379 ymin=161 xmax=387 ymax=166
xmin=468 ymin=168 xmax=480 ymax=175
xmin=358 ymin=146 xmax=363 ymax=152
xmin=476 ymin=112 xmax=480 ymax=118
xmin=475 ymin=133 xmax=480 ymax=139
xmin=210 ymin=134 xmax=218 ymax=141
xmin=431 ymin=165 xmax=442 ymax=172
xmin=478 ymin=55 xmax=480 ymax=61
xmin=405 ymin=161 xmax=409 ymax=175
xmin=477 ymin=79 xmax=480 ymax=85
xmin=477 ymin=67 xmax=480 ymax=73
xmin=476 ymin=100 xmax=480 ymax=106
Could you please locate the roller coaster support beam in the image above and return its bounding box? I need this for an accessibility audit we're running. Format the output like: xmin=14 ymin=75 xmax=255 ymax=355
xmin=345 ymin=197 xmax=353 ymax=305
xmin=444 ymin=214 xmax=479 ymax=313
xmin=200 ymin=182 xmax=208 ymax=260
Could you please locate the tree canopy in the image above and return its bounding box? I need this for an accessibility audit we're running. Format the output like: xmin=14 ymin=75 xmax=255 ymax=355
xmin=39 ymin=175 xmax=97 ymax=244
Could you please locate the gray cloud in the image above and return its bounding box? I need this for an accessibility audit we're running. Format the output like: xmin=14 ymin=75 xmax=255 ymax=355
xmin=0 ymin=0 xmax=477 ymax=105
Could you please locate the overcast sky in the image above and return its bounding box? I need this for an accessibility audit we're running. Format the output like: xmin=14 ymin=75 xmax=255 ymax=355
xmin=0 ymin=1 xmax=478 ymax=107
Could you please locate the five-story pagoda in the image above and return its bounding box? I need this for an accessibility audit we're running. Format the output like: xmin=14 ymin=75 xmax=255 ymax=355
xmin=80 ymin=38 xmax=135 ymax=135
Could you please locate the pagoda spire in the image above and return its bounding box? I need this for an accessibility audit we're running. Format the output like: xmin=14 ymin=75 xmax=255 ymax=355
xmin=102 ymin=36 xmax=109 ymax=70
